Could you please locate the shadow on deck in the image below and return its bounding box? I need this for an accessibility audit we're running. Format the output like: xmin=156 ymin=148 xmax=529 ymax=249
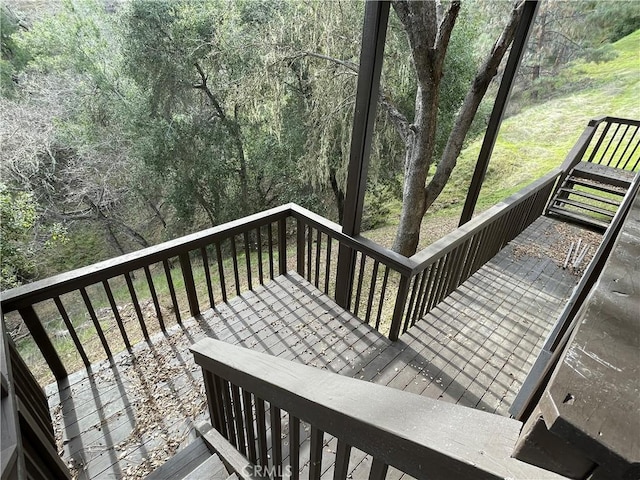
xmin=46 ymin=215 xmax=600 ymax=479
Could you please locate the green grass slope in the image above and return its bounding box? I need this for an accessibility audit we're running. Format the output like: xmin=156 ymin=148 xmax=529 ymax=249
xmin=365 ymin=29 xmax=640 ymax=250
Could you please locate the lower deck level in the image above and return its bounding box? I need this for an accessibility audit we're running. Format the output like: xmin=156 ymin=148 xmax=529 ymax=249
xmin=46 ymin=216 xmax=598 ymax=479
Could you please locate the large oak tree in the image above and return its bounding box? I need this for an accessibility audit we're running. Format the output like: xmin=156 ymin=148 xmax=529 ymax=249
xmin=390 ymin=0 xmax=526 ymax=255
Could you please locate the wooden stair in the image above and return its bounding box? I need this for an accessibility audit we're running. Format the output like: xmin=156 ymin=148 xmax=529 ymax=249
xmin=146 ymin=436 xmax=230 ymax=480
xmin=546 ymin=162 xmax=634 ymax=231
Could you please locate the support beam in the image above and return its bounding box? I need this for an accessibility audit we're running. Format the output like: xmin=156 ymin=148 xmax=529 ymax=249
xmin=336 ymin=1 xmax=390 ymax=308
xmin=459 ymin=1 xmax=540 ymax=226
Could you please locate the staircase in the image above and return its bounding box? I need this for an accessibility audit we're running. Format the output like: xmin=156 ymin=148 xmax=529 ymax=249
xmin=546 ymin=162 xmax=635 ymax=231
xmin=145 ymin=436 xmax=230 ymax=480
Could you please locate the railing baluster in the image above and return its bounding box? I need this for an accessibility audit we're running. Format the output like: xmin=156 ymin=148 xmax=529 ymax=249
xmin=306 ymin=226 xmax=313 ymax=283
xmin=353 ymin=254 xmax=366 ymax=317
xmin=80 ymin=287 xmax=112 ymax=360
xmin=403 ymin=276 xmax=419 ymax=333
xmin=242 ymin=390 xmax=257 ymax=463
xmin=296 ymin=219 xmax=305 ymax=277
xmin=368 ymin=459 xmax=388 ymax=480
xmin=101 ymin=280 xmax=132 ymax=352
xmin=231 ymin=384 xmax=247 ymax=455
xmin=425 ymin=257 xmax=444 ymax=313
xmin=204 ymin=371 xmax=224 ymax=435
xmin=54 ymin=297 xmax=90 ymax=368
xmin=289 ymin=414 xmax=300 ymax=480
xmin=221 ymin=379 xmax=237 ymax=447
xmin=256 ymin=226 xmax=264 ymax=286
xmin=411 ymin=269 xmax=428 ymax=326
xmin=270 ymin=405 xmax=283 ymax=477
xmin=268 ymin=223 xmax=275 ymax=280
xmin=309 ymin=426 xmax=324 ymax=480
xmin=243 ymin=231 xmax=253 ymax=292
xmin=124 ymin=272 xmax=149 ymax=340
xmin=461 ymin=235 xmax=481 ymax=286
xmin=179 ymin=253 xmax=200 ymax=317
xmin=443 ymin=242 xmax=465 ymax=297
xmin=278 ymin=218 xmax=287 ymax=275
xmin=215 ymin=242 xmax=228 ymax=303
xmin=620 ymin=126 xmax=639 ymax=169
xmin=144 ymin=266 xmax=165 ymax=332
xmin=374 ymin=267 xmax=390 ymax=331
xmin=611 ymin=124 xmax=630 ymax=168
xmin=364 ymin=260 xmax=380 ymax=325
xmin=314 ymin=230 xmax=322 ymax=288
xmin=230 ymin=237 xmax=241 ymax=297
xmin=211 ymin=374 xmax=229 ymax=438
xmin=599 ymin=121 xmax=621 ymax=166
xmin=432 ymin=253 xmax=450 ymax=306
xmin=255 ymin=397 xmax=269 ymax=468
xmin=333 ymin=439 xmax=352 ymax=480
xmin=389 ymin=275 xmax=410 ymax=341
xmin=587 ymin=121 xmax=611 ymax=164
xmin=200 ymin=247 xmax=215 ymax=309
xmin=163 ymin=260 xmax=182 ymax=324
xmin=419 ymin=264 xmax=436 ymax=318
xmin=324 ymin=236 xmax=332 ymax=295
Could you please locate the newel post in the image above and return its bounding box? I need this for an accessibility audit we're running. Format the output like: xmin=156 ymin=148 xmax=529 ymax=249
xmin=179 ymin=253 xmax=200 ymax=317
xmin=388 ymin=275 xmax=411 ymax=341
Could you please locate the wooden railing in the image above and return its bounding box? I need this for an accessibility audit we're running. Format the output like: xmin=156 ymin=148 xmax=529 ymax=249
xmin=548 ymin=116 xmax=640 ymax=202
xmin=1 ymin=168 xmax=562 ymax=385
xmin=1 ymin=317 xmax=70 ymax=479
xmin=190 ymin=338 xmax=563 ymax=480
xmin=580 ymin=116 xmax=640 ymax=171
xmin=395 ymin=169 xmax=561 ymax=337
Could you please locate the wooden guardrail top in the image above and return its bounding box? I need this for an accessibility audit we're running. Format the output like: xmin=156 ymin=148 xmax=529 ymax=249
xmin=539 ymin=190 xmax=640 ymax=479
xmin=191 ymin=338 xmax=566 ymax=480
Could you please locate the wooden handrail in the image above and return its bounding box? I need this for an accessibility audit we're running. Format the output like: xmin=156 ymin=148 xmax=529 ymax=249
xmin=511 ymin=169 xmax=640 ymax=421
xmin=190 ymin=338 xmax=564 ymax=480
xmin=289 ymin=204 xmax=413 ymax=275
xmin=0 ymin=204 xmax=293 ymax=312
xmin=1 ymin=170 xmax=563 ymax=379
xmin=409 ymin=168 xmax=561 ymax=272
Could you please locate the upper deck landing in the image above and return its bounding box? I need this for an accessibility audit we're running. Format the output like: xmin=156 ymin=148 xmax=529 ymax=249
xmin=47 ymin=216 xmax=599 ymax=479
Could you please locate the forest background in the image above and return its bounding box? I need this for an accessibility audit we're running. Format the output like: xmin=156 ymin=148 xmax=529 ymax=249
xmin=1 ymin=0 xmax=639 ymax=290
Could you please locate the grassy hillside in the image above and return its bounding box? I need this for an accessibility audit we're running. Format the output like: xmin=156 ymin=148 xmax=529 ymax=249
xmin=364 ymin=29 xmax=640 ymax=250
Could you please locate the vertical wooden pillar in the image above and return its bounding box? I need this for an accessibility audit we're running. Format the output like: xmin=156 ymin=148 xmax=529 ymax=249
xmin=335 ymin=1 xmax=390 ymax=308
xmin=459 ymin=0 xmax=540 ymax=226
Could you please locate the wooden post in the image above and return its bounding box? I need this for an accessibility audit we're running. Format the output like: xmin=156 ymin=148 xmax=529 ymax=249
xmin=278 ymin=218 xmax=287 ymax=276
xmin=336 ymin=1 xmax=390 ymax=308
xmin=18 ymin=306 xmax=67 ymax=382
xmin=179 ymin=253 xmax=200 ymax=317
xmin=296 ymin=219 xmax=305 ymax=277
xmin=388 ymin=275 xmax=410 ymax=341
xmin=459 ymin=0 xmax=539 ymax=226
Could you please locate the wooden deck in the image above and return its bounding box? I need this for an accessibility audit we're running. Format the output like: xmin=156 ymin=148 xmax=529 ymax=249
xmin=46 ymin=216 xmax=600 ymax=479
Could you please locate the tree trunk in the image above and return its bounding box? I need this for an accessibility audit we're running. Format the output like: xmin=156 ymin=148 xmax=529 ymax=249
xmin=329 ymin=167 xmax=345 ymax=223
xmin=391 ymin=1 xmax=459 ymax=256
xmin=392 ymin=86 xmax=439 ymax=256
xmin=391 ymin=0 xmax=525 ymax=257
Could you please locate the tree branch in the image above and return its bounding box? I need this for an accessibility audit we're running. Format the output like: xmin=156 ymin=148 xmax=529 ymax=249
xmin=193 ymin=61 xmax=226 ymax=119
xmin=294 ymin=50 xmax=411 ymax=142
xmin=424 ymin=0 xmax=526 ymax=209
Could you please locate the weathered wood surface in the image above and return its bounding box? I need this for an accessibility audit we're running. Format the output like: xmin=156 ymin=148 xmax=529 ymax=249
xmin=538 ymin=192 xmax=640 ymax=479
xmin=44 ymin=216 xmax=592 ymax=479
xmin=192 ymin=338 xmax=565 ymax=480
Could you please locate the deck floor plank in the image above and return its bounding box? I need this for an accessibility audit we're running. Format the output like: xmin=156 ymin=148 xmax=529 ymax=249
xmin=45 ymin=216 xmax=597 ymax=479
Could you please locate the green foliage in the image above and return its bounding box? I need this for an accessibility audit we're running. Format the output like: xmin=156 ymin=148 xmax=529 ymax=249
xmin=0 ymin=4 xmax=29 ymax=97
xmin=0 ymin=184 xmax=66 ymax=288
xmin=0 ymin=185 xmax=36 ymax=288
xmin=585 ymin=1 xmax=640 ymax=43
xmin=361 ymin=184 xmax=393 ymax=231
